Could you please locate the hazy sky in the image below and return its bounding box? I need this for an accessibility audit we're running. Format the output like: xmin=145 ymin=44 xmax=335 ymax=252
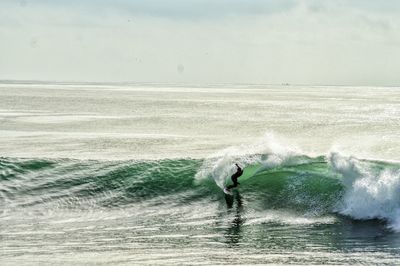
xmin=1 ymin=0 xmax=399 ymax=85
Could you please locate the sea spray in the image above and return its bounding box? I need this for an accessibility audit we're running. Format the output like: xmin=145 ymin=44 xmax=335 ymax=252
xmin=194 ymin=133 xmax=300 ymax=188
xmin=329 ymin=152 xmax=400 ymax=231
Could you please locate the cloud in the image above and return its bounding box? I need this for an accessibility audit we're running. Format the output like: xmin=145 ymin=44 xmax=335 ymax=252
xmin=0 ymin=0 xmax=399 ymax=85
xmin=3 ymin=0 xmax=298 ymax=20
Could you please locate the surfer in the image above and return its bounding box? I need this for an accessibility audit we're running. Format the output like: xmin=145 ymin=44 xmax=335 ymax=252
xmin=226 ymin=163 xmax=243 ymax=191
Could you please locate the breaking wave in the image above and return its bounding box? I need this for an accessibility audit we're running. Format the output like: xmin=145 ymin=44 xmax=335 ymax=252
xmin=1 ymin=137 xmax=399 ymax=230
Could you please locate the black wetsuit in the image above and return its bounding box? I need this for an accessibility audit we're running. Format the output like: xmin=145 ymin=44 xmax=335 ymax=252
xmin=227 ymin=165 xmax=243 ymax=190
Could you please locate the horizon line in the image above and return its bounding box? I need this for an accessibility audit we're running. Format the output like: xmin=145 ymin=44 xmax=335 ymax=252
xmin=0 ymin=79 xmax=398 ymax=88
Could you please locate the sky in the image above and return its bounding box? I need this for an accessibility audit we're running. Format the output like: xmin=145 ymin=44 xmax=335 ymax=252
xmin=1 ymin=0 xmax=399 ymax=85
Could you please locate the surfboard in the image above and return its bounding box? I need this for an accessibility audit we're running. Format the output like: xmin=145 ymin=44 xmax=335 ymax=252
xmin=223 ymin=187 xmax=233 ymax=195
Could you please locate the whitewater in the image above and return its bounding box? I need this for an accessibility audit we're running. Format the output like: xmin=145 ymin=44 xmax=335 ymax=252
xmin=1 ymin=82 xmax=400 ymax=265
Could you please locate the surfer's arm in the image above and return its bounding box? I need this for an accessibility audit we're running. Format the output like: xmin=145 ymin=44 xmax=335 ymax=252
xmin=235 ymin=163 xmax=242 ymax=171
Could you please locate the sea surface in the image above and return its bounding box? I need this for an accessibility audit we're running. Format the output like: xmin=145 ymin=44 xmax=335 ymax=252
xmin=1 ymin=82 xmax=400 ymax=265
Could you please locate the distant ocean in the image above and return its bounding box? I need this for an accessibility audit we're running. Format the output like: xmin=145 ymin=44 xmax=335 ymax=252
xmin=1 ymin=82 xmax=400 ymax=265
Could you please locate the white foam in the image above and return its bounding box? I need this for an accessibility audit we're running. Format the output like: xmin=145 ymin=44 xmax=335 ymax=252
xmin=246 ymin=210 xmax=336 ymax=225
xmin=329 ymin=152 xmax=400 ymax=231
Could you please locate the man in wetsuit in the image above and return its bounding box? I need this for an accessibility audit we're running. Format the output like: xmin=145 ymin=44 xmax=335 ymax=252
xmin=226 ymin=163 xmax=243 ymax=191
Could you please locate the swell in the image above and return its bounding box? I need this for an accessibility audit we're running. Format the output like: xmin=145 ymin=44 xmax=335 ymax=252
xmin=0 ymin=157 xmax=211 ymax=211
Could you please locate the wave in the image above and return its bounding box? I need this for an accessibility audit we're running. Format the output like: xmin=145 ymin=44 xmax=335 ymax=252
xmin=1 ymin=146 xmax=400 ymax=230
xmin=195 ymin=134 xmax=400 ymax=231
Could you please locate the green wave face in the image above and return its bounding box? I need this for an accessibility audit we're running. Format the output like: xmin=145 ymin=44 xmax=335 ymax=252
xmin=0 ymin=158 xmax=207 ymax=210
xmin=241 ymin=160 xmax=344 ymax=214
xmin=0 ymin=156 xmax=341 ymax=212
xmin=1 ymin=154 xmax=399 ymax=227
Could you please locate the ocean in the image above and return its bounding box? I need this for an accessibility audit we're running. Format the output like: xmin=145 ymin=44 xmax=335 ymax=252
xmin=1 ymin=82 xmax=400 ymax=265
